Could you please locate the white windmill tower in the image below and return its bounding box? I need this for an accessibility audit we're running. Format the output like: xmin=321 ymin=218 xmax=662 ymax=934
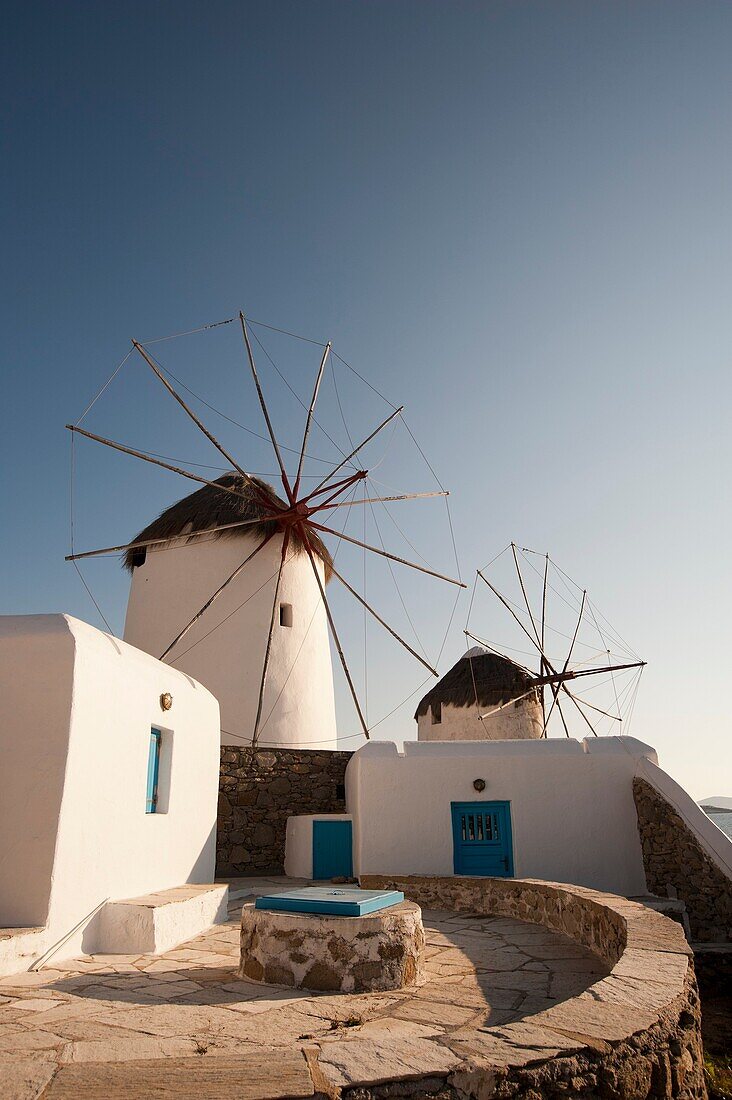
xmin=123 ymin=474 xmax=338 ymax=749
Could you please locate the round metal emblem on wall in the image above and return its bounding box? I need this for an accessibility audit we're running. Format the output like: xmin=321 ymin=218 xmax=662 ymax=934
xmin=160 ymin=692 xmax=173 ymax=712
xmin=473 ymin=778 xmax=486 ymax=792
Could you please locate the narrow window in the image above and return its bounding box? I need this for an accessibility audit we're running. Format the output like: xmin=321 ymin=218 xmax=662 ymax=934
xmin=130 ymin=546 xmax=147 ymax=568
xmin=431 ymin=700 xmax=442 ymax=725
xmin=146 ymin=728 xmax=162 ymax=813
xmin=279 ymin=603 xmax=293 ymax=628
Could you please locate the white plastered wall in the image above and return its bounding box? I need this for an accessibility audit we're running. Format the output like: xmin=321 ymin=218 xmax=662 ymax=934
xmin=417 ymin=697 xmax=544 ymax=741
xmin=0 ymin=615 xmax=221 ymax=966
xmin=347 ymin=737 xmax=658 ymax=896
xmin=124 ymin=532 xmax=337 ymax=749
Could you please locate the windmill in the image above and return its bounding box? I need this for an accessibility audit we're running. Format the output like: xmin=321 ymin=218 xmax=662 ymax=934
xmin=66 ymin=312 xmax=465 ymax=747
xmin=464 ymin=543 xmax=646 ymax=738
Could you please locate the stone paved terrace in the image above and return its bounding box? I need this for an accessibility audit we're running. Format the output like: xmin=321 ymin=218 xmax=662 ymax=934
xmin=0 ymin=876 xmax=704 ymax=1099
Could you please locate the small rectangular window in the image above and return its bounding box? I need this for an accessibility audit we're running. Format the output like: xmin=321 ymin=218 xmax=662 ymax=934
xmin=431 ymin=700 xmax=442 ymax=725
xmin=130 ymin=546 xmax=147 ymax=568
xmin=279 ymin=603 xmax=293 ymax=628
xmin=146 ymin=728 xmax=161 ymax=813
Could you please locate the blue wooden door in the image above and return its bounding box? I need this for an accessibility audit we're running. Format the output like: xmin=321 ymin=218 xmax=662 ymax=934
xmin=451 ymin=801 xmax=513 ymax=876
xmin=312 ymin=820 xmax=353 ymax=880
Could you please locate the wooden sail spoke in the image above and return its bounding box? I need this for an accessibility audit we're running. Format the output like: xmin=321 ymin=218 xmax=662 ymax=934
xmin=542 ymin=679 xmax=563 ymax=733
xmin=132 ymin=341 xmax=255 ymax=485
xmin=567 ymin=660 xmax=647 ymax=679
xmin=540 ymin=552 xmax=549 ymax=733
xmin=251 ymin=531 xmax=291 ymax=748
xmin=160 ymin=533 xmax=275 ymax=661
xmin=316 ymin=490 xmax=449 ymax=511
xmin=66 ymin=424 xmax=259 ymax=500
xmin=308 ymin=406 xmax=404 ymax=496
xmin=239 ymin=313 xmax=293 ymax=503
xmin=540 ymin=553 xmax=549 ymax=656
xmin=66 ymin=516 xmax=274 ymax=563
xmin=307 ymin=471 xmax=368 ymax=512
xmin=309 ymin=521 xmax=466 ymax=588
xmin=298 ymin=527 xmax=370 ymax=739
xmin=328 ymin=561 xmax=438 ymax=677
xmin=564 ymin=694 xmax=623 ymax=722
xmin=562 ymin=590 xmax=586 ymax=676
xmin=478 ymin=684 xmax=542 ymax=721
xmin=509 ymin=543 xmax=551 ymax=733
xmin=477 ymin=570 xmax=560 ymax=672
xmin=462 ymin=629 xmax=537 ymax=680
xmin=511 ymin=543 xmax=542 ymax=647
xmin=554 ymin=695 xmax=572 ymax=738
xmin=560 ymin=686 xmax=600 ymax=737
xmin=293 ymin=342 xmax=331 ymax=498
xmin=303 ymin=470 xmax=368 ymax=505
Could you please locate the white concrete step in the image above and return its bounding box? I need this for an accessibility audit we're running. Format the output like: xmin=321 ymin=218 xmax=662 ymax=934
xmin=0 ymin=925 xmax=46 ymax=976
xmin=99 ymin=883 xmax=228 ymax=954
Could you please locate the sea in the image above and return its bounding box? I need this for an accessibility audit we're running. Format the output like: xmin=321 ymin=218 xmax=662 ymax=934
xmin=705 ymin=811 xmax=732 ymax=841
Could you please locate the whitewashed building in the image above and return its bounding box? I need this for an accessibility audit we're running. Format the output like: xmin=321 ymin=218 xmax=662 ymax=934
xmin=124 ymin=474 xmax=338 ymax=749
xmin=340 ymin=736 xmax=732 ymax=905
xmin=0 ymin=614 xmax=226 ymax=975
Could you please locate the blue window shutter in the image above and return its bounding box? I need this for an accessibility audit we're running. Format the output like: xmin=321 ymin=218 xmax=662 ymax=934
xmin=146 ymin=728 xmax=162 ymax=813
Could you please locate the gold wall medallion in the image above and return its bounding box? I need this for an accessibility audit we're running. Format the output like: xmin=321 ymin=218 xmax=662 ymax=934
xmin=160 ymin=692 xmax=173 ymax=712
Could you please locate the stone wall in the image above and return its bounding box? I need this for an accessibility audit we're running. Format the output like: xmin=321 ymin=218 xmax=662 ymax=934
xmin=360 ymin=873 xmax=628 ymax=967
xmin=217 ymin=747 xmax=353 ymax=876
xmin=351 ymin=874 xmax=706 ymax=1100
xmin=633 ymin=777 xmax=732 ymax=944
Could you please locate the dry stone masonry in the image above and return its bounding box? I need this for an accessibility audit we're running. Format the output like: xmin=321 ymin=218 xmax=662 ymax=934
xmin=633 ymin=777 xmax=732 ymax=943
xmin=217 ymin=746 xmax=352 ymax=876
xmin=357 ymin=874 xmax=706 ymax=1099
xmin=239 ymin=899 xmax=426 ymax=992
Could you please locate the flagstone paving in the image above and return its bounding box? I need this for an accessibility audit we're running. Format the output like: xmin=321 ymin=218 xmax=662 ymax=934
xmin=0 ymin=879 xmax=608 ymax=1098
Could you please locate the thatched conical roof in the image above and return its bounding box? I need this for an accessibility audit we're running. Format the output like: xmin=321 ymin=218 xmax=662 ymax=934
xmin=124 ymin=473 xmax=332 ymax=577
xmin=415 ymin=647 xmax=538 ymax=718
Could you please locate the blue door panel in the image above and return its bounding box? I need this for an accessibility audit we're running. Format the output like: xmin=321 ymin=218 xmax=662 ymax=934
xmin=146 ymin=728 xmax=161 ymax=814
xmin=312 ymin=820 xmax=353 ymax=879
xmin=451 ymin=801 xmax=513 ymax=877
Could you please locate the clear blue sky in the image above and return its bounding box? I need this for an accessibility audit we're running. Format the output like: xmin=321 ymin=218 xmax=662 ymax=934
xmin=2 ymin=1 xmax=730 ymax=798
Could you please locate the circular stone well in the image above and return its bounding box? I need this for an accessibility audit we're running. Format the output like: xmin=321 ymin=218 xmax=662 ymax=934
xmin=239 ymin=900 xmax=425 ymax=993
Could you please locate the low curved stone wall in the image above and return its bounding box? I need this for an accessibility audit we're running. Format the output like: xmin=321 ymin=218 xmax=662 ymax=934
xmin=362 ymin=875 xmax=628 ymax=967
xmin=353 ymin=874 xmax=706 ymax=1099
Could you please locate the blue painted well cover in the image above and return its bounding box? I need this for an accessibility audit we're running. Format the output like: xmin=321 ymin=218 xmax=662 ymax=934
xmin=254 ymin=887 xmax=405 ymax=916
